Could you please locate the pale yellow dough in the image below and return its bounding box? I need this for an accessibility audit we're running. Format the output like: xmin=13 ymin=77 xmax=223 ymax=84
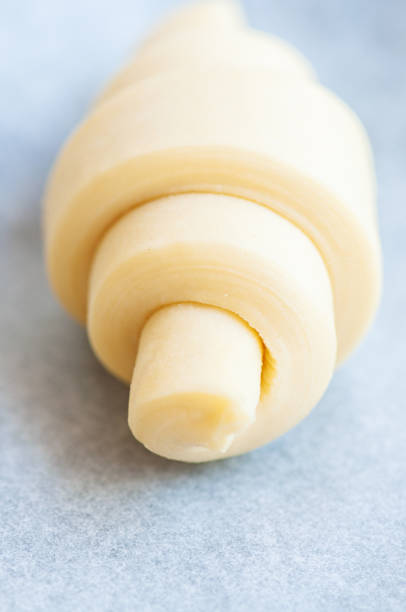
xmin=44 ymin=0 xmax=381 ymax=462
xmin=129 ymin=303 xmax=263 ymax=460
xmin=98 ymin=29 xmax=315 ymax=103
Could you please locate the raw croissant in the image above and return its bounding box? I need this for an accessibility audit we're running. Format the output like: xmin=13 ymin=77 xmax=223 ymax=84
xmin=44 ymin=0 xmax=381 ymax=462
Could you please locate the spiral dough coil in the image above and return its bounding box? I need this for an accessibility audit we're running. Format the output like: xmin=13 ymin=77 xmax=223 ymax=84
xmin=44 ymin=0 xmax=381 ymax=462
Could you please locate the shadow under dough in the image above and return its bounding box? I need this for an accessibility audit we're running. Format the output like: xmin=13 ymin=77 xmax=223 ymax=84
xmin=2 ymin=205 xmax=213 ymax=487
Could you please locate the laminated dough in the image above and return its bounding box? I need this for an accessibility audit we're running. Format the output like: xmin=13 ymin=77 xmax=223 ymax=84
xmin=44 ymin=0 xmax=381 ymax=462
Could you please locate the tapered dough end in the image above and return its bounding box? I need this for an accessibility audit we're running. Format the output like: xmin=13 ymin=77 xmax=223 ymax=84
xmin=129 ymin=303 xmax=263 ymax=462
xmin=140 ymin=0 xmax=244 ymax=50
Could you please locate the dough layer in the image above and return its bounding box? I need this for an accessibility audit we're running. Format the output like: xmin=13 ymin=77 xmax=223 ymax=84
xmin=88 ymin=194 xmax=336 ymax=461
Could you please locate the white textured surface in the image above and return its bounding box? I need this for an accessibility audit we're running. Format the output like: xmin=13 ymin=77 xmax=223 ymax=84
xmin=1 ymin=1 xmax=405 ymax=610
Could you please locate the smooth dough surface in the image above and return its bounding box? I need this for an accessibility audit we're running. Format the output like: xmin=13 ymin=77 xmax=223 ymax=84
xmin=129 ymin=303 xmax=263 ymax=461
